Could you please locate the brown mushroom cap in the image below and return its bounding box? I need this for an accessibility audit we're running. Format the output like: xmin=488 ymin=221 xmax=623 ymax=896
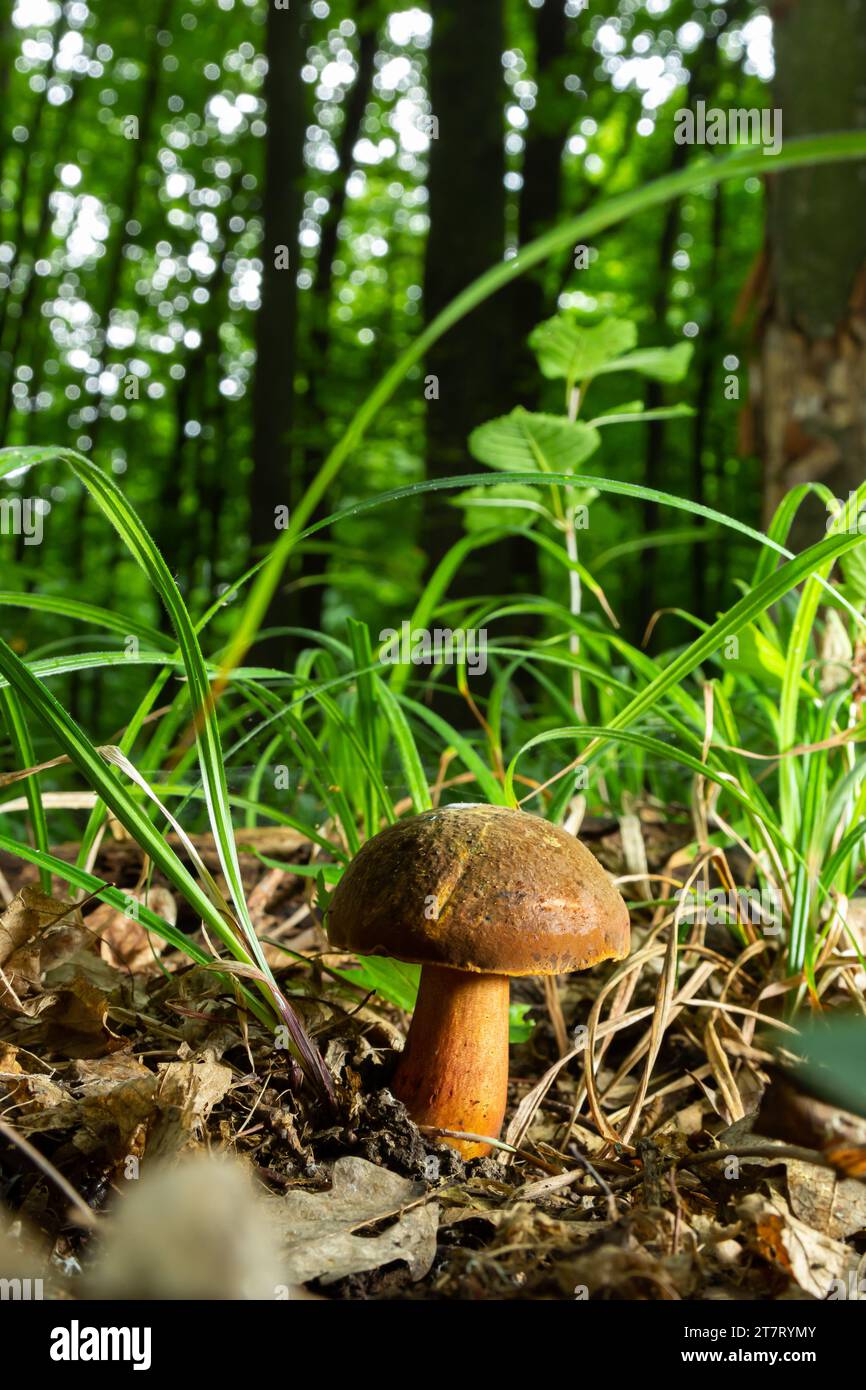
xmin=327 ymin=803 xmax=630 ymax=976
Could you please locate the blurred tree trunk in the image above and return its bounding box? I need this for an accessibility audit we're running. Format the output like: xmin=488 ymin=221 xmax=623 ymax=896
xmin=639 ymin=5 xmax=740 ymax=631
xmin=65 ymin=0 xmax=171 ymax=628
xmin=508 ymin=0 xmax=569 ymax=394
xmin=0 ymin=10 xmax=72 ymax=431
xmin=0 ymin=8 xmax=59 ymax=349
xmin=0 ymin=10 xmax=12 ymax=138
xmin=639 ymin=116 xmax=696 ymax=635
xmin=250 ymin=1 xmax=306 ymax=662
xmin=300 ymin=5 xmax=377 ymax=634
xmin=757 ymin=0 xmax=866 ymax=538
xmin=85 ymin=0 xmax=173 ymax=459
xmin=164 ymin=301 xmax=225 ymax=586
xmin=690 ymin=188 xmax=725 ymax=620
xmin=423 ymin=0 xmax=515 ymax=594
xmin=163 ymin=169 xmax=244 ymax=580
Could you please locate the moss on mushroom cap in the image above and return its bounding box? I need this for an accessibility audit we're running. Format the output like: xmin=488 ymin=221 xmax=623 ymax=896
xmin=327 ymin=803 xmax=630 ymax=976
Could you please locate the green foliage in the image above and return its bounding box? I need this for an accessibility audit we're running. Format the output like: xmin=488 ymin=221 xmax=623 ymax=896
xmin=791 ymin=1017 xmax=866 ymax=1120
xmin=528 ymin=315 xmax=638 ymax=385
xmin=469 ymin=411 xmax=601 ymax=474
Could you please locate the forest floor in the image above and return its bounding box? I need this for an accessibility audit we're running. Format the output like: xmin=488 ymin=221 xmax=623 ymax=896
xmin=2 ymin=818 xmax=865 ymax=1302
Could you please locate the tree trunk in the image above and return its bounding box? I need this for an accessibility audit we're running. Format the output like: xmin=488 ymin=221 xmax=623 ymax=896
xmin=690 ymin=189 xmax=725 ymax=620
xmin=423 ymin=0 xmax=514 ymax=593
xmin=66 ymin=0 xmax=172 ymax=617
xmin=162 ymin=170 xmax=242 ymax=580
xmin=639 ymin=6 xmax=740 ymax=630
xmin=758 ymin=0 xmax=866 ymax=537
xmin=640 ymin=181 xmax=686 ymax=635
xmin=299 ymin=6 xmax=377 ymax=635
xmin=250 ymin=1 xmax=306 ymax=662
xmin=84 ymin=0 xmax=174 ymax=459
xmin=508 ymin=0 xmax=569 ymax=394
xmin=0 ymin=11 xmax=73 ymax=436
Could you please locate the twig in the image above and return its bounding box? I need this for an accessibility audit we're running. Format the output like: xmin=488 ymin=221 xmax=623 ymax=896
xmin=519 ymin=1151 xmax=619 ymax=1219
xmin=0 ymin=1116 xmax=95 ymax=1227
xmin=417 ymin=1126 xmax=561 ymax=1175
xmin=611 ymin=1142 xmax=832 ymax=1195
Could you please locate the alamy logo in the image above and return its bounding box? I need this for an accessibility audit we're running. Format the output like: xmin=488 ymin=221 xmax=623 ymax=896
xmin=379 ymin=622 xmax=488 ymax=677
xmin=49 ymin=1320 xmax=152 ymax=1371
xmin=0 ymin=496 xmax=45 ymax=545
xmin=674 ymin=99 xmax=782 ymax=157
xmin=0 ymin=1276 xmax=43 ymax=1299
xmin=675 ymin=881 xmax=781 ymax=934
xmin=827 ymin=1273 xmax=866 ymax=1300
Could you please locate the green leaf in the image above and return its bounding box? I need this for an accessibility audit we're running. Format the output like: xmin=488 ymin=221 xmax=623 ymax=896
xmin=0 ymin=591 xmax=171 ymax=650
xmin=596 ymin=342 xmax=694 ymax=383
xmin=334 ymin=956 xmax=420 ymax=1012
xmin=505 ymin=525 xmax=866 ymax=807
xmin=346 ymin=618 xmax=383 ymax=837
xmin=395 ymin=694 xmax=508 ymax=805
xmin=791 ymin=1017 xmax=866 ymax=1119
xmin=241 ymin=853 xmax=343 ymax=885
xmin=296 ymin=471 xmax=866 ymax=637
xmin=838 ymin=530 xmax=866 ymax=605
xmin=469 ymin=409 xmax=601 ymax=475
xmin=373 ymin=677 xmax=434 ymax=815
xmin=454 ymin=483 xmax=546 ymax=532
xmin=733 ymin=623 xmax=815 ymax=691
xmin=528 ymin=315 xmax=637 ymax=383
xmin=589 ymin=402 xmax=695 ymax=427
xmin=508 ymin=1003 xmax=535 ymax=1045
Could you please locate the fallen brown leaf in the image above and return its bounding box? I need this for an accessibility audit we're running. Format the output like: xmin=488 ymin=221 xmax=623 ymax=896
xmin=147 ymin=1055 xmax=234 ymax=1159
xmin=270 ymin=1156 xmax=439 ymax=1285
xmin=739 ymin=1189 xmax=862 ymax=1299
xmin=786 ymin=1157 xmax=866 ymax=1241
xmin=86 ymin=886 xmax=175 ymax=974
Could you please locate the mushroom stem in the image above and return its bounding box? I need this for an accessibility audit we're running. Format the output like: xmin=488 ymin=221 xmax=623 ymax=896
xmin=391 ymin=963 xmax=510 ymax=1160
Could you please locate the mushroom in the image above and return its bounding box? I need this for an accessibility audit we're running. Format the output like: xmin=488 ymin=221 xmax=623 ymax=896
xmin=327 ymin=803 xmax=630 ymax=1159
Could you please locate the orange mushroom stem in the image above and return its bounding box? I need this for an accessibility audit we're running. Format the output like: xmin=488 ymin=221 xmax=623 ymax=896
xmin=390 ymin=964 xmax=509 ymax=1160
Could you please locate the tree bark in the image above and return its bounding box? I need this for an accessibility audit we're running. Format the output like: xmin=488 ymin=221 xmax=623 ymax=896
xmin=690 ymin=188 xmax=725 ymax=620
xmin=639 ymin=7 xmax=740 ymax=629
xmin=508 ymin=0 xmax=570 ymax=395
xmin=757 ymin=0 xmax=866 ymax=537
xmin=423 ymin=0 xmax=513 ymax=593
xmin=299 ymin=6 xmax=377 ymax=635
xmin=250 ymin=1 xmax=306 ymax=661
xmin=0 ymin=11 xmax=74 ymax=436
xmin=84 ymin=0 xmax=174 ymax=458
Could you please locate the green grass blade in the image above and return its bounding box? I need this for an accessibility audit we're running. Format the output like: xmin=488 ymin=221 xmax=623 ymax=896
xmin=1 ymin=688 xmax=50 ymax=890
xmin=520 ymin=527 xmax=866 ymax=789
